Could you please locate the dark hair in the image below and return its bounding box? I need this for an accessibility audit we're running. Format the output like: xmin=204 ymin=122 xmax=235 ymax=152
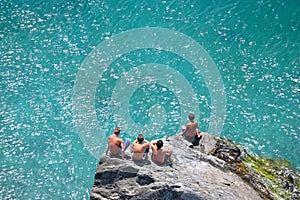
xmin=156 ymin=140 xmax=163 ymax=149
xmin=189 ymin=113 xmax=195 ymax=121
xmin=137 ymin=134 xmax=144 ymax=143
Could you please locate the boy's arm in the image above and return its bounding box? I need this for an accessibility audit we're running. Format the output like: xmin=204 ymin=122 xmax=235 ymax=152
xmin=150 ymin=142 xmax=157 ymax=155
xmin=164 ymin=144 xmax=173 ymax=154
xmin=182 ymin=128 xmax=186 ymax=135
xmin=150 ymin=141 xmax=156 ymax=146
xmin=143 ymin=139 xmax=149 ymax=145
xmin=105 ymin=137 xmax=110 ymax=155
xmin=105 ymin=144 xmax=109 ymax=155
xmin=196 ymin=129 xmax=202 ymax=136
xmin=163 ymin=149 xmax=172 ymax=155
xmin=196 ymin=121 xmax=202 ymax=136
xmin=182 ymin=124 xmax=190 ymax=135
xmin=120 ymin=139 xmax=125 ymax=160
xmin=142 ymin=142 xmax=150 ymax=148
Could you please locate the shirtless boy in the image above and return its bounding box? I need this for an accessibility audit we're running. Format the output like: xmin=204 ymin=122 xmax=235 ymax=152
xmin=105 ymin=127 xmax=130 ymax=160
xmin=182 ymin=113 xmax=199 ymax=142
xmin=132 ymin=134 xmax=150 ymax=161
xmin=150 ymin=140 xmax=172 ymax=164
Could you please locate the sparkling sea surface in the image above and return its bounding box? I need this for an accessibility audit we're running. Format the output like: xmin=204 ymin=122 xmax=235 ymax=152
xmin=1 ymin=0 xmax=299 ymax=199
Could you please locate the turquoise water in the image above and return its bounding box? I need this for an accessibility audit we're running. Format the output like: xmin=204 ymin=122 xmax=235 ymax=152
xmin=1 ymin=0 xmax=299 ymax=199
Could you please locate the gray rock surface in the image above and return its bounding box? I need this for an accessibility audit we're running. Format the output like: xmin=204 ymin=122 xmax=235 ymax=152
xmin=91 ymin=133 xmax=263 ymax=200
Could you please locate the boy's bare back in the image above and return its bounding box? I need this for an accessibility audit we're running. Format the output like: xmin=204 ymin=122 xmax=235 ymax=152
xmin=108 ymin=135 xmax=123 ymax=155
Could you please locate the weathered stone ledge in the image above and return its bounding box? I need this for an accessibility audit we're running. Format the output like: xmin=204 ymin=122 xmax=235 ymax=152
xmin=90 ymin=133 xmax=300 ymax=200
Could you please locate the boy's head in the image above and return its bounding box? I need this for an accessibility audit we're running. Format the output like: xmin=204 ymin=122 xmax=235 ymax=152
xmin=156 ymin=140 xmax=163 ymax=149
xmin=188 ymin=113 xmax=195 ymax=121
xmin=114 ymin=127 xmax=121 ymax=135
xmin=137 ymin=134 xmax=144 ymax=143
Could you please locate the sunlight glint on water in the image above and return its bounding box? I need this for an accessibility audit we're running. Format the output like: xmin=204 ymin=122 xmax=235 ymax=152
xmin=0 ymin=0 xmax=299 ymax=199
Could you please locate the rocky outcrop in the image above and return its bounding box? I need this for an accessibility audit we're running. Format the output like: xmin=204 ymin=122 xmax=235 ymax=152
xmin=90 ymin=133 xmax=300 ymax=200
xmin=205 ymin=135 xmax=300 ymax=200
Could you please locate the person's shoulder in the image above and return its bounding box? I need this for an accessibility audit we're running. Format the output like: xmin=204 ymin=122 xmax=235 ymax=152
xmin=186 ymin=123 xmax=193 ymax=128
xmin=133 ymin=141 xmax=139 ymax=146
xmin=191 ymin=121 xmax=198 ymax=125
xmin=150 ymin=142 xmax=156 ymax=148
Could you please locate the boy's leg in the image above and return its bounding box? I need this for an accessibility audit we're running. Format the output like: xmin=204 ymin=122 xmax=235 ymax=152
xmin=124 ymin=138 xmax=131 ymax=150
xmin=168 ymin=151 xmax=172 ymax=161
xmin=143 ymin=147 xmax=149 ymax=160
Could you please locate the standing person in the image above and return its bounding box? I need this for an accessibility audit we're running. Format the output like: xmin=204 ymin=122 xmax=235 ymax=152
xmin=182 ymin=113 xmax=199 ymax=142
xmin=132 ymin=134 xmax=150 ymax=161
xmin=105 ymin=127 xmax=130 ymax=160
xmin=150 ymin=140 xmax=172 ymax=164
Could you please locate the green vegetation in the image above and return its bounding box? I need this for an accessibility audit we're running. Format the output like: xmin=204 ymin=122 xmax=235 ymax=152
xmin=244 ymin=154 xmax=300 ymax=199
